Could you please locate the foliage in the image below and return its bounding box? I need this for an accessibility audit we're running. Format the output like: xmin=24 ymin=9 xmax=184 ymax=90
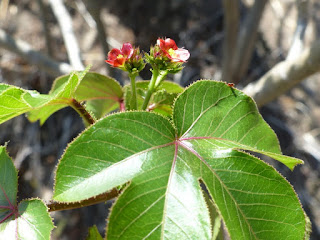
xmin=0 ymin=38 xmax=310 ymax=239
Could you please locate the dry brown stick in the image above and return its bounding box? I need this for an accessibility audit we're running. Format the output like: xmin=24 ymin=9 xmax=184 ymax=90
xmin=243 ymin=40 xmax=320 ymax=107
xmin=231 ymin=0 xmax=268 ymax=84
xmin=0 ymin=28 xmax=73 ymax=76
xmin=48 ymin=0 xmax=84 ymax=70
xmin=221 ymin=0 xmax=239 ymax=83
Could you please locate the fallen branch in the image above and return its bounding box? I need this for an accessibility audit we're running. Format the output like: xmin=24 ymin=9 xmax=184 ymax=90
xmin=48 ymin=0 xmax=84 ymax=70
xmin=0 ymin=28 xmax=73 ymax=76
xmin=243 ymin=40 xmax=320 ymax=107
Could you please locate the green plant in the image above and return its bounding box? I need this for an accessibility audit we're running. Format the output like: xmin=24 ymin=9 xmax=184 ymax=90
xmin=0 ymin=38 xmax=310 ymax=239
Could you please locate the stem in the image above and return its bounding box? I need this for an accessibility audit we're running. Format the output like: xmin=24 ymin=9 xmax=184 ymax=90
xmin=47 ymin=188 xmax=119 ymax=212
xmin=154 ymin=70 xmax=168 ymax=89
xmin=142 ymin=68 xmax=158 ymax=110
xmin=129 ymin=73 xmax=137 ymax=110
xmin=119 ymin=98 xmax=125 ymax=112
xmin=141 ymin=69 xmax=168 ymax=110
xmin=70 ymin=98 xmax=95 ymax=125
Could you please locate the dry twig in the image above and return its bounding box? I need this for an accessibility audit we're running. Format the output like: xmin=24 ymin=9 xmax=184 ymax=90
xmin=287 ymin=0 xmax=309 ymax=60
xmin=231 ymin=0 xmax=268 ymax=83
xmin=0 ymin=28 xmax=73 ymax=76
xmin=243 ymin=40 xmax=320 ymax=107
xmin=48 ymin=0 xmax=84 ymax=70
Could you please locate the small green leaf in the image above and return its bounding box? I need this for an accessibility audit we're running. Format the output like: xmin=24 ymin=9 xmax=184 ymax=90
xmin=28 ymin=67 xmax=91 ymax=124
xmin=0 ymin=67 xmax=124 ymax=125
xmin=0 ymin=146 xmax=54 ymax=240
xmin=54 ymin=81 xmax=307 ymax=239
xmin=52 ymin=72 xmax=123 ymax=119
xmin=0 ymin=146 xmax=18 ymax=214
xmin=86 ymin=225 xmax=103 ymax=240
xmin=0 ymin=85 xmax=50 ymax=124
xmin=77 ymin=73 xmax=123 ymax=119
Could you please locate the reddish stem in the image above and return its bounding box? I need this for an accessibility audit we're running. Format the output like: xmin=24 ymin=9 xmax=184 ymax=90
xmin=47 ymin=188 xmax=119 ymax=212
xmin=0 ymin=212 xmax=14 ymax=224
xmin=119 ymin=98 xmax=125 ymax=112
xmin=70 ymin=98 xmax=95 ymax=125
xmin=0 ymin=205 xmax=12 ymax=209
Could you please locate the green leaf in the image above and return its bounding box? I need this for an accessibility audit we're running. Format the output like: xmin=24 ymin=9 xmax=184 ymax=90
xmin=203 ymin=190 xmax=224 ymax=240
xmin=124 ymin=81 xmax=183 ymax=115
xmin=0 ymin=85 xmax=50 ymax=124
xmin=86 ymin=225 xmax=103 ymax=240
xmin=54 ymin=80 xmax=307 ymax=239
xmin=0 ymin=67 xmax=123 ymax=125
xmin=0 ymin=146 xmax=54 ymax=240
xmin=28 ymin=67 xmax=91 ymax=124
xmin=0 ymin=146 xmax=18 ymax=216
xmin=51 ymin=72 xmax=123 ymax=120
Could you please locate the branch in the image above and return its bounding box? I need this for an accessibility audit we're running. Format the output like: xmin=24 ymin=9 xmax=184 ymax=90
xmin=81 ymin=0 xmax=117 ymax=77
xmin=221 ymin=0 xmax=239 ymax=83
xmin=0 ymin=28 xmax=73 ymax=76
xmin=243 ymin=40 xmax=320 ymax=107
xmin=231 ymin=0 xmax=268 ymax=83
xmin=48 ymin=0 xmax=84 ymax=70
xmin=287 ymin=0 xmax=309 ymax=60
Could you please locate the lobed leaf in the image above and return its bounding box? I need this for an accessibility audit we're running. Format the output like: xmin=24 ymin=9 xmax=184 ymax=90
xmin=54 ymin=80 xmax=307 ymax=239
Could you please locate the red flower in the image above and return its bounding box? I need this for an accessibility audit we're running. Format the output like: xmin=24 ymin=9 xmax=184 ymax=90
xmin=156 ymin=38 xmax=190 ymax=62
xmin=105 ymin=43 xmax=134 ymax=68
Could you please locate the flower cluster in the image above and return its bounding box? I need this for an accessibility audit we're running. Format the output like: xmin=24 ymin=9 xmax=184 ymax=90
xmin=105 ymin=38 xmax=190 ymax=74
xmin=105 ymin=43 xmax=145 ymax=74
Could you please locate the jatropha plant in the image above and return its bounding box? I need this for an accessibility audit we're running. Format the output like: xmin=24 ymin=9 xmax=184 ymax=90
xmin=0 ymin=38 xmax=311 ymax=239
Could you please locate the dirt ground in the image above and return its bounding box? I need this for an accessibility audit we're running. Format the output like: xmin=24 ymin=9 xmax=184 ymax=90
xmin=0 ymin=0 xmax=320 ymax=239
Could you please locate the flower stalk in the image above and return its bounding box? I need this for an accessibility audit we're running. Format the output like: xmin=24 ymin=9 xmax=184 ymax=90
xmin=129 ymin=73 xmax=138 ymax=110
xmin=142 ymin=69 xmax=169 ymax=110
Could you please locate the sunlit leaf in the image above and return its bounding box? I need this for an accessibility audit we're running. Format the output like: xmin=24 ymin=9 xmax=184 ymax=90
xmin=54 ymin=81 xmax=307 ymax=239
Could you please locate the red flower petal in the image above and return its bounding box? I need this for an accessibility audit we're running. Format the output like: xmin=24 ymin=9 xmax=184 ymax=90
xmin=164 ymin=38 xmax=178 ymax=50
xmin=121 ymin=43 xmax=134 ymax=58
xmin=156 ymin=39 xmax=165 ymax=49
xmin=113 ymin=57 xmax=126 ymax=67
xmin=108 ymin=48 xmax=121 ymax=60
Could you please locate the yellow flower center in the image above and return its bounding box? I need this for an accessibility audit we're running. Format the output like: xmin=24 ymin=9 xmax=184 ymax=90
xmin=168 ymin=48 xmax=177 ymax=58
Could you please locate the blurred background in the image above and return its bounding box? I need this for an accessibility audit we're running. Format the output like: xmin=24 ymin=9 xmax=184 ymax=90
xmin=0 ymin=0 xmax=320 ymax=239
